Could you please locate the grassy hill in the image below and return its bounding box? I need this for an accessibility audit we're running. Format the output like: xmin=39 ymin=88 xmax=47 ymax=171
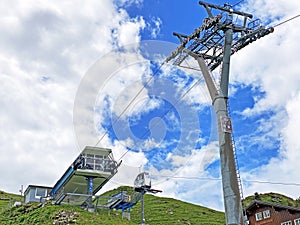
xmin=106 ymin=186 xmax=225 ymax=224
xmin=2 ymin=187 xmax=300 ymax=225
xmin=0 ymin=202 xmax=136 ymax=225
xmin=0 ymin=190 xmax=22 ymax=211
xmin=0 ymin=186 xmax=225 ymax=225
xmin=243 ymin=192 xmax=300 ymax=208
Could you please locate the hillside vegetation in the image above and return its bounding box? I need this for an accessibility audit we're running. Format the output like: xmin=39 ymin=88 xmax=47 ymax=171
xmin=1 ymin=187 xmax=300 ymax=225
xmin=1 ymin=186 xmax=225 ymax=225
xmin=243 ymin=192 xmax=300 ymax=208
xmin=0 ymin=190 xmax=22 ymax=211
xmin=106 ymin=186 xmax=225 ymax=224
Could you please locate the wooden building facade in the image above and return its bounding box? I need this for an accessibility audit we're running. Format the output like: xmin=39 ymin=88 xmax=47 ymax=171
xmin=245 ymin=200 xmax=300 ymax=225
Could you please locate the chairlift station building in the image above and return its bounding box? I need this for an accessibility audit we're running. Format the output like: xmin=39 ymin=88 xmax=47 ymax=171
xmin=25 ymin=146 xmax=120 ymax=205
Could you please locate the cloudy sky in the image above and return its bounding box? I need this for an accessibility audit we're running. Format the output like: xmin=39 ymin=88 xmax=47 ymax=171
xmin=1 ymin=0 xmax=300 ymax=211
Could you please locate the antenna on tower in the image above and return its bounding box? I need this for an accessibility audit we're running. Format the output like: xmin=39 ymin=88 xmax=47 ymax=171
xmin=19 ymin=185 xmax=24 ymax=196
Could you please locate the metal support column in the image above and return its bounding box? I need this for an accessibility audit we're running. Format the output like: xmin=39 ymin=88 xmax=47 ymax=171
xmin=195 ymin=31 xmax=244 ymax=224
xmin=165 ymin=2 xmax=274 ymax=224
xmin=87 ymin=177 xmax=94 ymax=209
xmin=218 ymin=12 xmax=244 ymax=225
xmin=214 ymin=97 xmax=243 ymax=225
xmin=140 ymin=190 xmax=146 ymax=225
xmin=196 ymin=59 xmax=243 ymax=224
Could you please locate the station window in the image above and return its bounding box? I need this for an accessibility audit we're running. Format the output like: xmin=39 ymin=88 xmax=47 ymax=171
xmin=295 ymin=218 xmax=300 ymax=225
xmin=95 ymin=155 xmax=103 ymax=165
xmin=263 ymin=210 xmax=270 ymax=219
xmin=95 ymin=164 xmax=104 ymax=171
xmin=86 ymin=154 xmax=95 ymax=169
xmin=255 ymin=212 xmax=263 ymax=221
xmin=35 ymin=188 xmax=46 ymax=198
xmin=81 ymin=153 xmax=114 ymax=172
xmin=281 ymin=221 xmax=292 ymax=225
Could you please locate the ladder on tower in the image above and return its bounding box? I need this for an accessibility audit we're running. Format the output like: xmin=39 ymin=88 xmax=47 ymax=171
xmin=227 ymin=102 xmax=244 ymax=203
xmin=232 ymin=136 xmax=244 ymax=201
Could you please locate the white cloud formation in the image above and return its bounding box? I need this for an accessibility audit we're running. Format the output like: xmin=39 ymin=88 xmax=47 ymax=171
xmin=149 ymin=17 xmax=162 ymax=39
xmin=242 ymin=91 xmax=300 ymax=198
xmin=151 ymin=141 xmax=223 ymax=210
xmin=115 ymin=0 xmax=143 ymax=8
xmin=231 ymin=0 xmax=300 ymax=200
xmin=114 ymin=13 xmax=146 ymax=47
xmin=0 ymin=0 xmax=147 ymax=193
xmin=159 ymin=63 xmax=212 ymax=108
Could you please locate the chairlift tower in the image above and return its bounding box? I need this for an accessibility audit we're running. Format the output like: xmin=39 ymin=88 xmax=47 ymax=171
xmin=166 ymin=1 xmax=274 ymax=225
xmin=134 ymin=172 xmax=162 ymax=225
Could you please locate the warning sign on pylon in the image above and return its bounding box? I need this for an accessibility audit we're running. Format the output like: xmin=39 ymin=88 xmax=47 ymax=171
xmin=221 ymin=116 xmax=233 ymax=133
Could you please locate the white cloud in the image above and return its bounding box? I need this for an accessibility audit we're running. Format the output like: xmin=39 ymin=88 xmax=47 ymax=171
xmin=231 ymin=0 xmax=300 ymax=200
xmin=149 ymin=141 xmax=224 ymax=210
xmin=0 ymin=0 xmax=146 ymax=193
xmin=149 ymin=17 xmax=162 ymax=38
xmin=162 ymin=141 xmax=219 ymax=170
xmin=158 ymin=63 xmax=212 ymax=110
xmin=115 ymin=0 xmax=143 ymax=8
xmin=242 ymin=91 xmax=300 ymax=199
xmin=238 ymin=0 xmax=299 ymax=26
xmin=231 ymin=6 xmax=300 ymax=115
xmin=115 ymin=13 xmax=146 ymax=47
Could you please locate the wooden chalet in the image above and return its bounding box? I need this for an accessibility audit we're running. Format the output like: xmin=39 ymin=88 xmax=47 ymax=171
xmin=245 ymin=200 xmax=300 ymax=225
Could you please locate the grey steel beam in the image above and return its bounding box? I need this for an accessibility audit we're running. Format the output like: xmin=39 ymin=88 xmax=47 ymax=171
xmin=199 ymin=1 xmax=253 ymax=19
xmin=194 ymin=56 xmax=244 ymax=225
xmin=165 ymin=2 xmax=274 ymax=224
xmin=196 ymin=57 xmax=218 ymax=100
xmin=186 ymin=23 xmax=244 ymax=223
xmin=218 ymin=14 xmax=244 ymax=225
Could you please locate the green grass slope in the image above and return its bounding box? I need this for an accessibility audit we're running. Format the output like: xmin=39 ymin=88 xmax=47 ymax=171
xmin=2 ymin=187 xmax=300 ymax=225
xmin=243 ymin=192 xmax=300 ymax=208
xmin=0 ymin=187 xmax=225 ymax=225
xmin=109 ymin=186 xmax=225 ymax=224
xmin=1 ymin=202 xmax=136 ymax=225
xmin=0 ymin=190 xmax=22 ymax=211
xmin=132 ymin=194 xmax=225 ymax=224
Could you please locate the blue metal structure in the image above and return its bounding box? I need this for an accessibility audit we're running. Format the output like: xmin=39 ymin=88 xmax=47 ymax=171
xmin=105 ymin=191 xmax=143 ymax=211
xmin=96 ymin=172 xmax=161 ymax=221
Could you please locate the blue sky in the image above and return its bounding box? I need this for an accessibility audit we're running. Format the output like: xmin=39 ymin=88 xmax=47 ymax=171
xmin=1 ymin=0 xmax=300 ymax=212
xmin=123 ymin=0 xmax=239 ymax=41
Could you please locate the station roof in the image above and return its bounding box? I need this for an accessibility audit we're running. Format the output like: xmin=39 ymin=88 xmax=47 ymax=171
xmin=81 ymin=146 xmax=112 ymax=157
xmin=24 ymin=185 xmax=52 ymax=195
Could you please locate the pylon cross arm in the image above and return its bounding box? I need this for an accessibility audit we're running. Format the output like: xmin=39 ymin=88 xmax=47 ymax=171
xmin=165 ymin=1 xmax=274 ymax=72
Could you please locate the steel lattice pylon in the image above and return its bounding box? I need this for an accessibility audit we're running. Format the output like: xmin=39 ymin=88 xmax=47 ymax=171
xmin=166 ymin=1 xmax=274 ymax=225
xmin=167 ymin=2 xmax=274 ymax=72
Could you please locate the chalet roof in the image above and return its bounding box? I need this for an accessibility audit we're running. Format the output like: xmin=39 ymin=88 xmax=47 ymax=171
xmin=245 ymin=200 xmax=300 ymax=214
